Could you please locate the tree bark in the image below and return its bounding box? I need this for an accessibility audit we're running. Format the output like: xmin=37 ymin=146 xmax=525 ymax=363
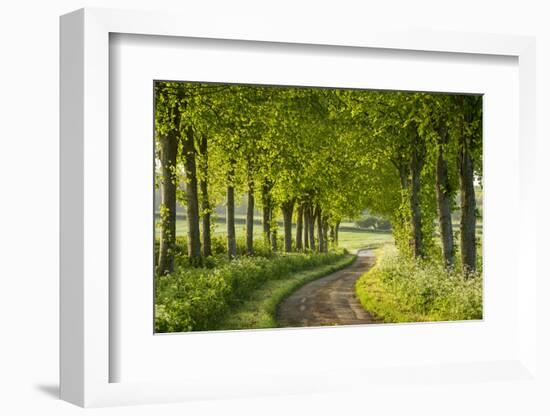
xmin=226 ymin=162 xmax=237 ymax=259
xmin=303 ymin=202 xmax=310 ymax=250
xmin=261 ymin=181 xmax=272 ymax=246
xmin=409 ymin=129 xmax=425 ymax=258
xmin=435 ymin=124 xmax=455 ymax=267
xmin=329 ymin=224 xmax=335 ymax=248
xmin=308 ymin=203 xmax=316 ymax=250
xmin=281 ymin=199 xmax=295 ymax=253
xmin=198 ymin=134 xmax=211 ymax=257
xmin=315 ymin=204 xmax=323 ymax=252
xmin=459 ymin=100 xmax=477 ymax=274
xmin=270 ymin=212 xmax=278 ymax=252
xmin=296 ymin=203 xmax=304 ymax=251
xmin=335 ymin=221 xmax=340 ymax=246
xmin=181 ymin=125 xmax=202 ymax=265
xmin=246 ymin=163 xmax=254 ymax=256
xmin=156 ymin=131 xmax=178 ymax=275
xmin=322 ymin=217 xmax=329 ymax=253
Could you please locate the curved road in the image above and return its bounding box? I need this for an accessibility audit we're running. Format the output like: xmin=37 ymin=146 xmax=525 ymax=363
xmin=277 ymin=249 xmax=379 ymax=327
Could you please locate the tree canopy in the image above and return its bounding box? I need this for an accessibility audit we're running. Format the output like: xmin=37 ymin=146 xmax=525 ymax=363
xmin=155 ymin=81 xmax=482 ymax=276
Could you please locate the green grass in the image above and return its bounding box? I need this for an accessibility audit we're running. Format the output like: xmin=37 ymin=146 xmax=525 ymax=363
xmin=355 ymin=245 xmax=482 ymax=323
xmin=337 ymin=229 xmax=393 ymax=253
xmin=215 ymin=254 xmax=356 ymax=330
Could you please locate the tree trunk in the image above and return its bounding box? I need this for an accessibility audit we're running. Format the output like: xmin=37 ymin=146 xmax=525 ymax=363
xmin=156 ymin=131 xmax=178 ymax=275
xmin=303 ymin=202 xmax=310 ymax=250
xmin=315 ymin=204 xmax=323 ymax=252
xmin=246 ymin=164 xmax=254 ymax=256
xmin=296 ymin=203 xmax=304 ymax=251
xmin=181 ymin=125 xmax=202 ymax=265
xmin=226 ymin=162 xmax=237 ymax=259
xmin=270 ymin=211 xmax=278 ymax=252
xmin=409 ymin=129 xmax=424 ymax=258
xmin=435 ymin=124 xmax=455 ymax=267
xmin=261 ymin=182 xmax=272 ymax=246
xmin=281 ymin=199 xmax=295 ymax=253
xmin=329 ymin=224 xmax=335 ymax=248
xmin=335 ymin=221 xmax=340 ymax=246
xmin=322 ymin=217 xmax=329 ymax=253
xmin=308 ymin=203 xmax=316 ymax=250
xmin=198 ymin=134 xmax=211 ymax=257
xmin=459 ymin=106 xmax=477 ymax=274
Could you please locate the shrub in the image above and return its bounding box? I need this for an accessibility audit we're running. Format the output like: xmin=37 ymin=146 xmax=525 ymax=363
xmin=155 ymin=235 xmax=278 ymax=268
xmin=155 ymin=249 xmax=347 ymax=332
xmin=356 ymin=245 xmax=482 ymax=322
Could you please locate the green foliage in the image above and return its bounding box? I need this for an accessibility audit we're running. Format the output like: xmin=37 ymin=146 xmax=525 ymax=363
xmin=155 ymin=250 xmax=348 ymax=332
xmin=154 ymin=235 xmax=276 ymax=268
xmin=155 ymin=81 xmax=482 ymax=263
xmin=356 ymin=245 xmax=482 ymax=322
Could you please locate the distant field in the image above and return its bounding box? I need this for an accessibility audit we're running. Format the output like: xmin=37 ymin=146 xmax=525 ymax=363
xmin=155 ymin=214 xmax=394 ymax=254
xmin=155 ymin=214 xmax=481 ymax=254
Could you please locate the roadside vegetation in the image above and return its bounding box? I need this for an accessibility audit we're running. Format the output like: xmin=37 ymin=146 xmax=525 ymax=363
xmin=155 ymin=240 xmax=349 ymax=332
xmin=356 ymin=245 xmax=482 ymax=323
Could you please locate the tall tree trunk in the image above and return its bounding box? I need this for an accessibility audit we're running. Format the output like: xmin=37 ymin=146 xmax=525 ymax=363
xmin=270 ymin=210 xmax=278 ymax=252
xmin=435 ymin=124 xmax=455 ymax=267
xmin=335 ymin=221 xmax=340 ymax=246
xmin=409 ymin=129 xmax=425 ymax=258
xmin=329 ymin=224 xmax=335 ymax=248
xmin=303 ymin=202 xmax=310 ymax=250
xmin=308 ymin=203 xmax=316 ymax=250
xmin=198 ymin=134 xmax=211 ymax=257
xmin=156 ymin=131 xmax=178 ymax=275
xmin=459 ymin=101 xmax=477 ymax=274
xmin=261 ymin=181 xmax=272 ymax=246
xmin=322 ymin=217 xmax=329 ymax=253
xmin=246 ymin=163 xmax=254 ymax=256
xmin=182 ymin=125 xmax=202 ymax=265
xmin=226 ymin=162 xmax=237 ymax=259
xmin=296 ymin=203 xmax=304 ymax=251
xmin=281 ymin=199 xmax=295 ymax=253
xmin=315 ymin=204 xmax=323 ymax=252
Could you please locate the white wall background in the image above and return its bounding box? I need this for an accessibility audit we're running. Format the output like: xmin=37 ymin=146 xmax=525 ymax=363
xmin=1 ymin=1 xmax=548 ymax=415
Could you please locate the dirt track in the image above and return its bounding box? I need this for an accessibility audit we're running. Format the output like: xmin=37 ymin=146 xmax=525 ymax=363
xmin=277 ymin=249 xmax=379 ymax=327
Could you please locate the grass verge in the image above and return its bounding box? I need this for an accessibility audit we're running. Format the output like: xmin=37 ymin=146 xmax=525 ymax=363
xmin=355 ymin=245 xmax=482 ymax=323
xmin=215 ymin=254 xmax=357 ymax=330
xmin=155 ymin=249 xmax=351 ymax=332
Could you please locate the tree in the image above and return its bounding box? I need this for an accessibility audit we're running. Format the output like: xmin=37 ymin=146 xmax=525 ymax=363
xmin=156 ymin=130 xmax=178 ymax=275
xmin=155 ymin=83 xmax=180 ymax=275
xmin=417 ymin=95 xmax=458 ymax=268
xmin=281 ymin=199 xmax=295 ymax=252
xmin=197 ymin=133 xmax=212 ymax=257
xmin=226 ymin=159 xmax=237 ymax=258
xmin=180 ymin=123 xmax=202 ymax=264
xmin=457 ymin=95 xmax=482 ymax=274
xmin=245 ymin=158 xmax=255 ymax=255
xmin=295 ymin=202 xmax=304 ymax=251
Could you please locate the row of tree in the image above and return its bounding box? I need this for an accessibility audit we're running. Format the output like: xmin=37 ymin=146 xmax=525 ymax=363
xmin=155 ymin=82 xmax=482 ymax=276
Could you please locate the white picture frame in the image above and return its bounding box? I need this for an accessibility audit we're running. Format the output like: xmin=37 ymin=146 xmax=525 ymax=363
xmin=60 ymin=7 xmax=538 ymax=408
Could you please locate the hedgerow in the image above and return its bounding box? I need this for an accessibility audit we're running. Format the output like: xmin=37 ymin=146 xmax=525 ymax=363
xmin=155 ymin=249 xmax=347 ymax=332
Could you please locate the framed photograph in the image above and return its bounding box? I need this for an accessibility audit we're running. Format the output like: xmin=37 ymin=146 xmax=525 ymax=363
xmin=60 ymin=8 xmax=538 ymax=408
